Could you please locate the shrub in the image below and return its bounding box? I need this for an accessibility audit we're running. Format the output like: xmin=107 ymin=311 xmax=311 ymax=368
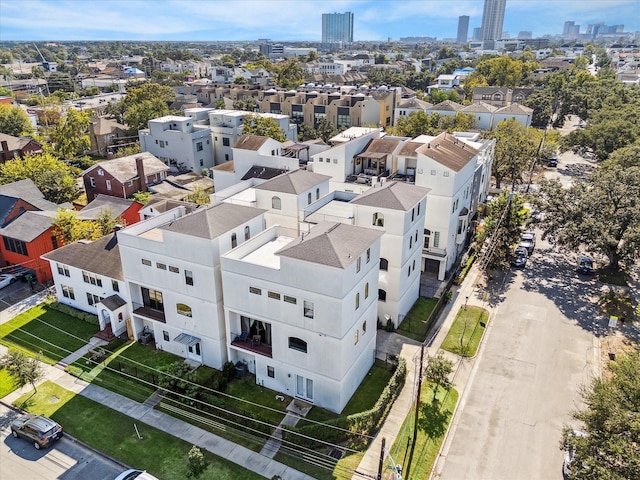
xmin=187 ymin=445 xmax=208 ymax=477
xmin=454 ymin=253 xmax=476 ymax=285
xmin=47 ymin=302 xmax=99 ymax=325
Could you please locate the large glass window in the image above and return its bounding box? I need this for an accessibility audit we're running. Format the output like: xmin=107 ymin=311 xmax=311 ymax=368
xmin=380 ymin=258 xmax=389 ymax=271
xmin=272 ymin=196 xmax=281 ymax=210
xmin=303 ymin=300 xmax=314 ymax=319
xmin=372 ymin=212 xmax=384 ymax=227
xmin=3 ymin=237 xmax=27 ymax=256
xmin=289 ymin=337 xmax=308 ymax=353
xmin=142 ymin=287 xmax=164 ymax=311
xmin=177 ymin=303 xmax=192 ymax=317
xmin=185 ymin=270 xmax=194 ymax=286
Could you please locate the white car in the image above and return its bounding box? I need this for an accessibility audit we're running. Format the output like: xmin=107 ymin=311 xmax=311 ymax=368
xmin=114 ymin=470 xmax=159 ymax=480
xmin=0 ymin=274 xmax=17 ymax=289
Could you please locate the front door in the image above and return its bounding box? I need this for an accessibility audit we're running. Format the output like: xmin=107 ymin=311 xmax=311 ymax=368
xmin=295 ymin=375 xmax=313 ymax=402
xmin=187 ymin=342 xmax=202 ymax=363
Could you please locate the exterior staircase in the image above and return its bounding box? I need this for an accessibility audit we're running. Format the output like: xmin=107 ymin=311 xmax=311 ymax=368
xmin=95 ymin=323 xmax=116 ymax=342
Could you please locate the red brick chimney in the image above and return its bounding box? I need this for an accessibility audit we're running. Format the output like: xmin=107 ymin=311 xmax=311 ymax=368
xmin=135 ymin=156 xmax=146 ymax=192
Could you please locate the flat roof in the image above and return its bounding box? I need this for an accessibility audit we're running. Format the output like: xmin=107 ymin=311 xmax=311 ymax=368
xmin=240 ymin=235 xmax=294 ymax=269
xmin=305 ymin=200 xmax=353 ymax=223
xmin=223 ymin=188 xmax=256 ymax=205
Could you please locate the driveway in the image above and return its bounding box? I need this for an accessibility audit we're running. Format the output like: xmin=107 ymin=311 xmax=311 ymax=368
xmin=435 ymin=234 xmax=598 ymax=480
xmin=0 ymin=403 xmax=126 ymax=480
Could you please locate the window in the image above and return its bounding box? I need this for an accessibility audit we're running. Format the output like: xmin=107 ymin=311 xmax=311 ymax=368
xmin=82 ymin=271 xmax=102 ymax=287
xmin=303 ymin=300 xmax=314 ymax=319
xmin=159 ymin=140 xmax=165 ymax=148
xmin=443 ymin=171 xmax=450 ymax=177
xmin=355 ymin=292 xmax=360 ymax=310
xmin=177 ymin=303 xmax=192 ymax=317
xmin=142 ymin=287 xmax=163 ymax=311
xmin=354 ymin=329 xmax=359 ymax=344
xmin=413 ymin=259 xmax=416 ymax=271
xmin=433 ymin=231 xmax=440 ymax=248
xmin=57 ymin=263 xmax=70 ymax=277
xmin=380 ymin=258 xmax=389 ymax=271
xmin=268 ymin=291 xmax=281 ymax=300
xmin=272 ymin=196 xmax=281 ymax=210
xmin=408 ymin=266 xmax=411 ymax=277
xmin=89 ymin=177 xmax=95 ymax=187
xmin=231 ymin=233 xmax=237 ymax=248
xmin=316 ymin=188 xmax=320 ymax=200
xmin=156 ymin=262 xmax=166 ymax=270
xmin=378 ymin=289 xmax=387 ymax=302
xmin=142 ymin=259 xmax=152 ymax=266
xmin=415 ymin=230 xmax=419 ymax=242
xmin=244 ymin=226 xmax=250 ymax=241
xmin=363 ymin=320 xmax=367 ymax=334
xmin=333 ymin=158 xmax=338 ymax=164
xmin=412 ymin=208 xmax=415 ymax=221
xmin=112 ymin=280 xmax=119 ymax=292
xmin=250 ymin=286 xmax=262 ymax=295
xmin=410 ymin=236 xmax=413 ymax=248
xmin=372 ymin=212 xmax=384 ymax=227
xmin=196 ymin=142 xmax=203 ymax=152
xmin=106 ymin=180 xmax=111 ymax=191
xmin=288 ymin=337 xmax=307 ymax=353
xmin=98 ymin=169 xmax=104 ymax=176
xmin=307 ymin=192 xmax=312 ymax=205
xmin=365 ymin=282 xmax=369 ymax=299
xmin=86 ymin=292 xmax=103 ymax=306
xmin=51 ymin=235 xmax=59 ymax=249
xmin=222 ymin=137 xmax=230 ymax=146
xmin=430 ymin=169 xmax=436 ymax=175
xmin=61 ymin=285 xmax=75 ymax=300
xmin=417 ymin=202 xmax=420 ymax=215
xmin=267 ymin=366 xmax=275 ymax=378
xmin=163 ymin=330 xmax=169 ymax=341
xmin=3 ymin=237 xmax=27 ymax=256
xmin=356 ymin=257 xmax=361 ymax=273
xmin=185 ymin=270 xmax=194 ymax=286
xmin=366 ymin=248 xmax=370 ymax=263
xmin=169 ymin=266 xmax=179 ymax=273
xmin=284 ymin=295 xmax=297 ymax=304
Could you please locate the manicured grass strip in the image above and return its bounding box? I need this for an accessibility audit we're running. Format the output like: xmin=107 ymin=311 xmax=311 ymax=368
xmin=389 ymin=384 xmax=458 ymax=480
xmin=0 ymin=368 xmax=18 ymax=398
xmin=0 ymin=307 xmax=98 ymax=364
xmin=396 ymin=297 xmax=439 ymax=342
xmin=15 ymin=381 xmax=263 ymax=480
xmin=440 ymin=306 xmax=489 ymax=357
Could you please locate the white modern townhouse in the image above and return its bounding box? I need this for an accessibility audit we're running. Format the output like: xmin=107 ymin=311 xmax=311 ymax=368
xmin=220 ymin=221 xmax=383 ymax=413
xmin=116 ymin=202 xmax=267 ymax=368
xmin=41 ymin=233 xmax=130 ymax=341
xmin=415 ymin=132 xmax=479 ymax=280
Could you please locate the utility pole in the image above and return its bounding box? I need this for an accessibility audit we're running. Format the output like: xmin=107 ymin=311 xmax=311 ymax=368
xmin=377 ymin=437 xmax=386 ymax=480
xmin=413 ymin=344 xmax=424 ymax=445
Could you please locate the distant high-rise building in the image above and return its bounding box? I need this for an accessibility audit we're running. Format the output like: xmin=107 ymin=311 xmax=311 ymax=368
xmin=472 ymin=27 xmax=482 ymax=41
xmin=480 ymin=0 xmax=507 ymax=48
xmin=322 ymin=12 xmax=354 ymax=45
xmin=518 ymin=31 xmax=532 ymax=39
xmin=457 ymin=15 xmax=470 ymax=43
xmin=563 ymin=21 xmax=575 ymax=35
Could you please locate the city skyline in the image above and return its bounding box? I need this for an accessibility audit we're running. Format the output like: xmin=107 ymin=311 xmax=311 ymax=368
xmin=0 ymin=0 xmax=637 ymax=42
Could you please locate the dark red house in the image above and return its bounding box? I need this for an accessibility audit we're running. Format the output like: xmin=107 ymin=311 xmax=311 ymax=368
xmin=0 ymin=133 xmax=43 ymax=163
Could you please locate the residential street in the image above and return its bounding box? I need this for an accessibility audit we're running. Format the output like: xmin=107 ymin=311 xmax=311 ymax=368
xmin=435 ymin=234 xmax=600 ymax=480
xmin=0 ymin=403 xmax=126 ymax=480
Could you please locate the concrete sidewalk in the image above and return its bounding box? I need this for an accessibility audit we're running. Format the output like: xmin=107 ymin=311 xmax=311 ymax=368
xmin=352 ymin=264 xmax=494 ymax=479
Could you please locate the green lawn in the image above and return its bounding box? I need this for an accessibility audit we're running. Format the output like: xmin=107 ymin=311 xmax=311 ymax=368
xmin=0 ymin=368 xmax=18 ymax=398
xmin=0 ymin=306 xmax=98 ymax=364
xmin=389 ymin=384 xmax=458 ymax=479
xmin=440 ymin=306 xmax=489 ymax=357
xmin=14 ymin=381 xmax=263 ymax=480
xmin=396 ymin=297 xmax=439 ymax=342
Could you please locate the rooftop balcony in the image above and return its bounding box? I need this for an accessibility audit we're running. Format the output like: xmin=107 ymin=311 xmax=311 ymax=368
xmin=230 ymin=332 xmax=272 ymax=358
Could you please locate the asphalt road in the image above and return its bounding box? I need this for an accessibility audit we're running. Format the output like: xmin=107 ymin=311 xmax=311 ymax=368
xmin=0 ymin=403 xmax=126 ymax=480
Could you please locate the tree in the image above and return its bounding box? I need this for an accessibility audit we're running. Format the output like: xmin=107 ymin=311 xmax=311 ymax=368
xmin=297 ymin=123 xmax=317 ymax=142
xmin=424 ymin=352 xmax=453 ymax=400
xmin=561 ymin=351 xmax=640 ymax=479
xmin=242 ymin=114 xmax=286 ymax=142
xmin=49 ymin=109 xmax=91 ymax=159
xmin=51 ymin=209 xmax=103 ymax=244
xmin=523 ymin=89 xmax=555 ymax=128
xmin=474 ymin=191 xmax=528 ymax=271
xmin=95 ymin=209 xmax=122 ymax=236
xmin=113 ymin=142 xmax=141 ymax=158
xmin=46 ymin=72 xmax=75 ymax=93
xmin=0 ymin=104 xmax=35 ymax=136
xmin=273 ymin=59 xmax=304 ymax=90
xmin=603 ymin=141 xmax=640 ymax=169
xmin=462 ymin=71 xmax=489 ymax=99
xmin=315 ymin=118 xmax=338 ymax=144
xmin=184 ymin=186 xmax=211 ymax=205
xmin=187 ymin=445 xmax=208 ymax=477
xmin=106 ymin=83 xmax=174 ymax=131
xmin=130 ymin=191 xmax=153 ymax=205
xmin=0 ymin=152 xmax=79 ymax=203
xmin=124 ymin=99 xmax=169 ymax=132
xmin=488 ymin=119 xmax=539 ymax=189
xmin=390 ymin=111 xmax=439 ymax=137
xmin=0 ymin=349 xmax=44 ymax=392
xmin=535 ymin=164 xmax=640 ymax=270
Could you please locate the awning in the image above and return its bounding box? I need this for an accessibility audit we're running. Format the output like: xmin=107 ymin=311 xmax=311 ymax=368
xmin=173 ymin=333 xmax=201 ymax=346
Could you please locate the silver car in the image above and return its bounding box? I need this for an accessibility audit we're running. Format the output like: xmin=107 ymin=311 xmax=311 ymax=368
xmin=10 ymin=414 xmax=63 ymax=449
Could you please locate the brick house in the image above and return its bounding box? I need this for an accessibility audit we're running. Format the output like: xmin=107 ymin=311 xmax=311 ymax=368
xmin=0 ymin=133 xmax=44 ymax=162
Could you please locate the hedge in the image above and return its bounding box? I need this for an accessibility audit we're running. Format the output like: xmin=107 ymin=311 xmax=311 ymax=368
xmin=46 ymin=300 xmax=99 ymax=325
xmin=454 ymin=253 xmax=476 ymax=285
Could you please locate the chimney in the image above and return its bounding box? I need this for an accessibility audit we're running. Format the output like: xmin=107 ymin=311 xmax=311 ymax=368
xmin=0 ymin=141 xmax=8 ymax=162
xmin=135 ymin=156 xmax=146 ymax=192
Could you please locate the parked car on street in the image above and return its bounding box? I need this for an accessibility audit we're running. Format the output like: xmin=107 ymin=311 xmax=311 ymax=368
xmin=547 ymin=158 xmax=558 ymax=167
xmin=10 ymin=414 xmax=63 ymax=449
xmin=577 ymin=256 xmax=595 ymax=275
xmin=114 ymin=469 xmax=160 ymax=480
xmin=519 ymin=231 xmax=536 ymax=255
xmin=0 ymin=273 xmax=17 ymax=289
xmin=511 ymin=247 xmax=528 ymax=268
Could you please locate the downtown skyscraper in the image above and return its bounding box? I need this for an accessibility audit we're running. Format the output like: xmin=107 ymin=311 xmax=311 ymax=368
xmin=322 ymin=11 xmax=354 ymax=45
xmin=480 ymin=0 xmax=506 ymax=48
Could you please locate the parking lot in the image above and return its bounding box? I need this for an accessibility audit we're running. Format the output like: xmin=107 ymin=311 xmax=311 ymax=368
xmin=0 ymin=278 xmax=47 ymax=312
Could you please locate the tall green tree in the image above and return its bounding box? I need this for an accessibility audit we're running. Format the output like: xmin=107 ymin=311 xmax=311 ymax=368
xmin=51 ymin=209 xmax=103 ymax=244
xmin=49 ymin=109 xmax=90 ymax=159
xmin=424 ymin=352 xmax=453 ymax=400
xmin=106 ymin=82 xmax=174 ymax=131
xmin=242 ymin=114 xmax=286 ymax=142
xmin=0 ymin=104 xmax=35 ymax=136
xmin=535 ymin=163 xmax=640 ymax=270
xmin=488 ymin=119 xmax=539 ymax=189
xmin=0 ymin=350 xmax=44 ymax=392
xmin=0 ymin=152 xmax=79 ymax=203
xmin=274 ymin=59 xmax=304 ymax=90
xmin=561 ymin=351 xmax=640 ymax=479
xmin=315 ymin=118 xmax=338 ymax=144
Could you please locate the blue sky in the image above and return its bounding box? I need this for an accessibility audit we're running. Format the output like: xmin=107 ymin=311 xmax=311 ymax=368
xmin=0 ymin=0 xmax=637 ymax=42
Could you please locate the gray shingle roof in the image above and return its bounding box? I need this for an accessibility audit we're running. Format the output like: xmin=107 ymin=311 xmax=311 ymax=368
xmin=0 ymin=210 xmax=53 ymax=242
xmin=0 ymin=178 xmax=60 ymax=211
xmin=351 ymin=181 xmax=429 ymax=210
xmin=83 ymin=152 xmax=168 ymax=183
xmin=42 ymin=233 xmax=123 ymax=280
xmin=100 ymin=294 xmax=126 ymax=311
xmin=77 ymin=195 xmax=135 ymax=220
xmin=398 ymin=141 xmax=427 ymax=157
xmin=253 ymin=170 xmax=331 ymax=194
xmin=233 ymin=135 xmax=269 ymax=151
xmin=160 ymin=202 xmax=265 ymax=240
xmin=276 ymin=222 xmax=383 ymax=269
xmin=416 ymin=132 xmax=478 ymax=172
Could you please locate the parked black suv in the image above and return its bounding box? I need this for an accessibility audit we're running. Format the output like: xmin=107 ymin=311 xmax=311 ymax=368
xmin=547 ymin=158 xmax=558 ymax=167
xmin=10 ymin=414 xmax=63 ymax=449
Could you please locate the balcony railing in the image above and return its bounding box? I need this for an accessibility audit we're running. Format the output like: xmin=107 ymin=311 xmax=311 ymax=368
xmin=229 ymin=332 xmax=272 ymax=358
xmin=132 ymin=302 xmax=166 ymax=323
xmin=423 ymin=246 xmax=447 ymax=257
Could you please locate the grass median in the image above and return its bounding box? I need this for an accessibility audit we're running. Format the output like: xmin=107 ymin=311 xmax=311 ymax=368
xmin=440 ymin=306 xmax=489 ymax=357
